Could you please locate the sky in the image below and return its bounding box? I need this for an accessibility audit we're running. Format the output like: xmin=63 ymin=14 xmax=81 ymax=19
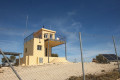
xmin=0 ymin=0 xmax=120 ymax=63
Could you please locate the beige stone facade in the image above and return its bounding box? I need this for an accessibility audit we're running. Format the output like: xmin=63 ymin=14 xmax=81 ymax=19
xmin=20 ymin=28 xmax=66 ymax=66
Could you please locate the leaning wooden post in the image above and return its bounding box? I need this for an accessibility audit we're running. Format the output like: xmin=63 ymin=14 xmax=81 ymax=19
xmin=79 ymin=32 xmax=85 ymax=80
xmin=0 ymin=49 xmax=22 ymax=80
xmin=65 ymin=41 xmax=67 ymax=60
xmin=48 ymin=39 xmax=49 ymax=63
xmin=112 ymin=36 xmax=120 ymax=72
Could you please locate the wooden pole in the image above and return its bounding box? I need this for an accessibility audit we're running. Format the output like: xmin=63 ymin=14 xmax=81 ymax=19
xmin=19 ymin=54 xmax=20 ymax=65
xmin=79 ymin=32 xmax=85 ymax=80
xmin=48 ymin=39 xmax=49 ymax=63
xmin=112 ymin=36 xmax=120 ymax=72
xmin=65 ymin=41 xmax=67 ymax=60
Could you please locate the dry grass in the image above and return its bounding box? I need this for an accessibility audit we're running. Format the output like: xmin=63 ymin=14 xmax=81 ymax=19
xmin=67 ymin=69 xmax=120 ymax=80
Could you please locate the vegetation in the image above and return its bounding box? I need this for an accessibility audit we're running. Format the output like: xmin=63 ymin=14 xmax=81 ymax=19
xmin=2 ymin=57 xmax=9 ymax=63
xmin=10 ymin=55 xmax=16 ymax=62
xmin=51 ymin=53 xmax=58 ymax=57
xmin=96 ymin=55 xmax=108 ymax=63
xmin=2 ymin=56 xmax=16 ymax=63
xmin=67 ymin=70 xmax=120 ymax=80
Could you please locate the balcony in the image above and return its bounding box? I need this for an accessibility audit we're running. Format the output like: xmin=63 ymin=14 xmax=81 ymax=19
xmin=45 ymin=39 xmax=65 ymax=47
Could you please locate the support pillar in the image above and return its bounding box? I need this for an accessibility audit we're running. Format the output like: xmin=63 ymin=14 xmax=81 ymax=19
xmin=65 ymin=41 xmax=67 ymax=60
xmin=48 ymin=39 xmax=49 ymax=63
xmin=19 ymin=54 xmax=20 ymax=65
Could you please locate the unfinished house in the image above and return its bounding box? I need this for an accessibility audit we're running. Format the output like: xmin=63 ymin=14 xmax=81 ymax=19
xmin=20 ymin=28 xmax=67 ymax=66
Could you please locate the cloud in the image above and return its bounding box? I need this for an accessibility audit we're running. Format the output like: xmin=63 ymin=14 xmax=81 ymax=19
xmin=0 ymin=27 xmax=38 ymax=37
xmin=0 ymin=31 xmax=23 ymax=36
xmin=0 ymin=40 xmax=21 ymax=64
xmin=71 ymin=22 xmax=82 ymax=28
xmin=0 ymin=27 xmax=24 ymax=36
xmin=67 ymin=49 xmax=113 ymax=62
xmin=67 ymin=11 xmax=76 ymax=16
xmin=0 ymin=40 xmax=21 ymax=52
xmin=53 ymin=26 xmax=119 ymax=62
xmin=30 ymin=12 xmax=81 ymax=32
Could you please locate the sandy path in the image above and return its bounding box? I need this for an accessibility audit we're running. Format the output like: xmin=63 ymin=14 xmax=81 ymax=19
xmin=0 ymin=62 xmax=117 ymax=80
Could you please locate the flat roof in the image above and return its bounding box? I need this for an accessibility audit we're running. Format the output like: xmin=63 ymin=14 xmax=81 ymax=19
xmin=34 ymin=28 xmax=56 ymax=35
xmin=0 ymin=52 xmax=22 ymax=56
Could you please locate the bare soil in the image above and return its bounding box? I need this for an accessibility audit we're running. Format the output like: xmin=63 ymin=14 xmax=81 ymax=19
xmin=67 ymin=69 xmax=120 ymax=80
xmin=0 ymin=62 xmax=117 ymax=80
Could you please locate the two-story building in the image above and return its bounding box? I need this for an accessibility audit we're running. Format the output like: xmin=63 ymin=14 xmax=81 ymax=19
xmin=19 ymin=28 xmax=67 ymax=66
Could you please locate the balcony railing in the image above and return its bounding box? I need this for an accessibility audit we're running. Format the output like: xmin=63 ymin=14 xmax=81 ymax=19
xmin=55 ymin=34 xmax=66 ymax=42
xmin=24 ymin=32 xmax=34 ymax=43
xmin=24 ymin=32 xmax=66 ymax=43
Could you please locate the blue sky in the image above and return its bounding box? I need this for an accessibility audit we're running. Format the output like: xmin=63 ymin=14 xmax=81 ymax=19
xmin=0 ymin=0 xmax=120 ymax=63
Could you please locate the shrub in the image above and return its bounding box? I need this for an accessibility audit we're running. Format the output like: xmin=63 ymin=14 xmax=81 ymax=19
xmin=2 ymin=57 xmax=10 ymax=63
xmin=1 ymin=56 xmax=16 ymax=63
xmin=2 ymin=58 xmax=6 ymax=63
xmin=67 ymin=70 xmax=120 ymax=80
xmin=51 ymin=53 xmax=58 ymax=57
xmin=96 ymin=55 xmax=108 ymax=63
xmin=10 ymin=55 xmax=16 ymax=62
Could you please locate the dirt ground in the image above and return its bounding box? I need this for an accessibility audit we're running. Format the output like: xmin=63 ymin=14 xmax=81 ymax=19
xmin=0 ymin=62 xmax=117 ymax=80
xmin=68 ymin=69 xmax=120 ymax=80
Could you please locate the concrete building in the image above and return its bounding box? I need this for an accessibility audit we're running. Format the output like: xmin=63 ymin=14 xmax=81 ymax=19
xmin=19 ymin=28 xmax=67 ymax=66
